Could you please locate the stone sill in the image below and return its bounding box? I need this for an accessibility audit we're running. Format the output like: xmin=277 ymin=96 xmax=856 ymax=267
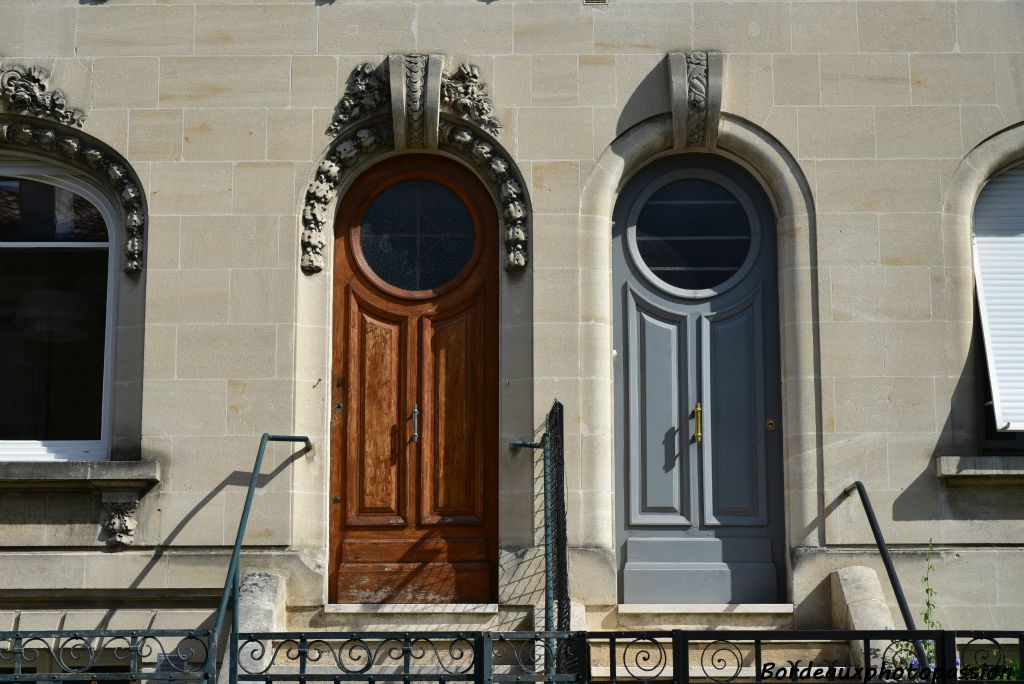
xmin=323 ymin=603 xmax=499 ymax=615
xmin=0 ymin=460 xmax=161 ymax=494
xmin=936 ymin=455 xmax=1024 ymax=486
xmin=617 ymin=603 xmax=794 ymax=615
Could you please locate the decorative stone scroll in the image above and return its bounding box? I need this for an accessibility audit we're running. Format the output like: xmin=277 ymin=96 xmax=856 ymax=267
xmin=0 ymin=65 xmax=147 ymax=274
xmin=302 ymin=55 xmax=529 ymax=274
xmin=668 ymin=51 xmax=722 ymax=150
xmin=0 ymin=65 xmax=86 ymax=128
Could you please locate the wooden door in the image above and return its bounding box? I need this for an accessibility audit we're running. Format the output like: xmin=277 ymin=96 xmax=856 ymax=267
xmin=330 ymin=155 xmax=498 ymax=604
xmin=612 ymin=154 xmax=785 ymax=603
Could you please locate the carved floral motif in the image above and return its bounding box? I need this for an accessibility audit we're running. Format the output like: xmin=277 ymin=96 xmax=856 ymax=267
xmin=305 ymin=57 xmax=526 ymax=273
xmin=0 ymin=120 xmax=146 ymax=272
xmin=0 ymin=65 xmax=86 ymax=128
xmin=103 ymin=501 xmax=139 ymax=547
xmin=439 ymin=121 xmax=526 ymax=270
xmin=301 ymin=123 xmax=393 ymax=273
xmin=326 ymin=63 xmax=389 ymax=137
xmin=440 ymin=64 xmax=502 ymax=137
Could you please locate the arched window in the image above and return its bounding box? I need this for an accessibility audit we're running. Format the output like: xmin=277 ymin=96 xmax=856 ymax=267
xmin=0 ymin=162 xmax=118 ymax=460
xmin=973 ymin=161 xmax=1024 ymax=448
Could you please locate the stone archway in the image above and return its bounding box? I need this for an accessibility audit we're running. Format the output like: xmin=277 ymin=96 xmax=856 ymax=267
xmin=575 ymin=51 xmax=820 ymax=604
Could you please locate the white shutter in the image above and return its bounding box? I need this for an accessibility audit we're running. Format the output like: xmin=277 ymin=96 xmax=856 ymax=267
xmin=973 ymin=163 xmax=1024 ymax=431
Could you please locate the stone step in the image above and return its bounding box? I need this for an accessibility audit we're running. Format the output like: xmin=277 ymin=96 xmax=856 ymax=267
xmin=612 ymin=603 xmax=796 ymax=630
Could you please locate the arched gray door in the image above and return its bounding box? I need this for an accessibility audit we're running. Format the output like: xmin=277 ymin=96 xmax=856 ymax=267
xmin=613 ymin=154 xmax=785 ymax=603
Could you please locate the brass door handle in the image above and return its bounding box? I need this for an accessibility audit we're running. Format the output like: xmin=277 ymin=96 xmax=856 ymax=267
xmin=694 ymin=402 xmax=702 ymax=443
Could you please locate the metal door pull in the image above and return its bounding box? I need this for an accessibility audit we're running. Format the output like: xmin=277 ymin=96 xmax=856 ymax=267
xmin=411 ymin=403 xmax=420 ymax=443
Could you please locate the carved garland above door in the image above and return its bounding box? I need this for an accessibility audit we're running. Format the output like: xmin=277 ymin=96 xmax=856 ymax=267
xmin=300 ymin=55 xmax=530 ymax=275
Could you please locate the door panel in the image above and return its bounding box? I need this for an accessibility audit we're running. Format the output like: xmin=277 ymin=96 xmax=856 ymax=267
xmin=420 ymin=294 xmax=487 ymax=526
xmin=701 ymin=289 xmax=768 ymax=526
xmin=345 ymin=291 xmax=407 ymax=526
xmin=330 ymin=155 xmax=498 ymax=604
xmin=626 ymin=288 xmax=692 ymax=526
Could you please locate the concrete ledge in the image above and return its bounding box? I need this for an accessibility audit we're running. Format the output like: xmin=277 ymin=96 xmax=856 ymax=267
xmin=617 ymin=603 xmax=794 ymax=615
xmin=323 ymin=604 xmax=499 ymax=615
xmin=936 ymin=455 xmax=1024 ymax=486
xmin=0 ymin=460 xmax=161 ymax=493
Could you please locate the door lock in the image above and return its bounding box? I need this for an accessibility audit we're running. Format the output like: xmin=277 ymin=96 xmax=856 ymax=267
xmin=334 ymin=402 xmax=343 ymax=412
xmin=766 ymin=418 xmax=777 ymax=431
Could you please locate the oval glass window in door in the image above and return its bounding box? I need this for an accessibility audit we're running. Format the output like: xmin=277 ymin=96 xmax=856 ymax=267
xmin=359 ymin=179 xmax=476 ymax=292
xmin=631 ymin=177 xmax=754 ymax=293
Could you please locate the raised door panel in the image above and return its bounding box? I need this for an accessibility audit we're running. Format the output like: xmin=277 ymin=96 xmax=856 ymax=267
xmin=700 ymin=289 xmax=767 ymax=526
xmin=419 ymin=295 xmax=486 ymax=526
xmin=626 ymin=288 xmax=692 ymax=527
xmin=345 ymin=291 xmax=408 ymax=526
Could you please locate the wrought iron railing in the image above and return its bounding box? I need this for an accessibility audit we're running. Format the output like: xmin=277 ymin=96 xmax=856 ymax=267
xmin=226 ymin=629 xmax=1024 ymax=684
xmin=0 ymin=630 xmax=215 ymax=682
xmin=213 ymin=434 xmax=312 ymax=647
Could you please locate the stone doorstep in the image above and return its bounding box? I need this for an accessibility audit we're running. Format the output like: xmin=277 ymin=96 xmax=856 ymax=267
xmin=614 ymin=603 xmax=796 ymax=630
xmin=323 ymin=603 xmax=500 ymax=615
xmin=617 ymin=604 xmax=795 ymax=615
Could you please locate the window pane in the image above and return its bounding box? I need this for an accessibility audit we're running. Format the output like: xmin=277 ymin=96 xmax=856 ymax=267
xmin=0 ymin=249 xmax=107 ymax=440
xmin=359 ymin=180 xmax=475 ymax=291
xmin=634 ymin=178 xmax=751 ymax=291
xmin=0 ymin=177 xmax=108 ymax=242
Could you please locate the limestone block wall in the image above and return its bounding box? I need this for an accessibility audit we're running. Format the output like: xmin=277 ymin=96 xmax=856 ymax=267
xmin=0 ymin=0 xmax=1022 ymax=631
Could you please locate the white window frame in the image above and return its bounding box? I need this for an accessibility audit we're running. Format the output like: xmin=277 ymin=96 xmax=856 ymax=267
xmin=0 ymin=161 xmax=118 ymax=461
xmin=973 ymin=161 xmax=1024 ymax=433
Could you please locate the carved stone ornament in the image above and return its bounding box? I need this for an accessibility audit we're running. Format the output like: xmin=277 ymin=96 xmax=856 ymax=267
xmin=103 ymin=499 xmax=139 ymax=547
xmin=440 ymin=63 xmax=502 ymax=137
xmin=668 ymin=50 xmax=722 ymax=150
xmin=301 ymin=123 xmax=394 ymax=273
xmin=0 ymin=65 xmax=86 ymax=128
xmin=326 ymin=63 xmax=389 ymax=138
xmin=0 ymin=118 xmax=147 ymax=273
xmin=303 ymin=55 xmax=528 ymax=274
xmin=438 ymin=121 xmax=526 ymax=269
xmin=1 ymin=64 xmax=146 ymax=273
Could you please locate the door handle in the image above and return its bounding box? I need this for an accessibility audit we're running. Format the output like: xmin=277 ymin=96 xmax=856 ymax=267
xmin=694 ymin=402 xmax=702 ymax=443
xmin=411 ymin=403 xmax=420 ymax=443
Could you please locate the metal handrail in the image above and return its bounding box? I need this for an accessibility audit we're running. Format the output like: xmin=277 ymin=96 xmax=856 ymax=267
xmin=842 ymin=480 xmax=928 ymax=665
xmin=212 ymin=433 xmax=312 ymax=644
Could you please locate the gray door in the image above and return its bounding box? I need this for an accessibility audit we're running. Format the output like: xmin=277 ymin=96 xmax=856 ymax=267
xmin=613 ymin=154 xmax=784 ymax=603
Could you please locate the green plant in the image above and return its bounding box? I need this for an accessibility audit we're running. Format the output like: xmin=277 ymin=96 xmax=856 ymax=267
xmin=921 ymin=539 xmax=942 ymax=632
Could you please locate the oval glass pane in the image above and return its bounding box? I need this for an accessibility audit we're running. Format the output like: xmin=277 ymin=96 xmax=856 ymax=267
xmin=359 ymin=180 xmax=476 ymax=291
xmin=0 ymin=177 xmax=108 ymax=242
xmin=634 ymin=178 xmax=751 ymax=291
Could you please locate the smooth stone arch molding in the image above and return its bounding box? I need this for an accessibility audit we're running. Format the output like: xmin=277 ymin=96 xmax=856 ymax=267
xmin=300 ymin=54 xmax=529 ymax=275
xmin=0 ymin=65 xmax=147 ymax=274
xmin=578 ymin=92 xmax=822 ymax=596
xmin=941 ymin=122 xmax=1024 ymax=458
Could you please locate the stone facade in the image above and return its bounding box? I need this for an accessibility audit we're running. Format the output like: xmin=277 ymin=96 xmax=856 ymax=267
xmin=0 ymin=0 xmax=1023 ymax=634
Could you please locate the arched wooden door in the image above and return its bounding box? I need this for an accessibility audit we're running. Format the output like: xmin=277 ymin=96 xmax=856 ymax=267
xmin=330 ymin=155 xmax=498 ymax=603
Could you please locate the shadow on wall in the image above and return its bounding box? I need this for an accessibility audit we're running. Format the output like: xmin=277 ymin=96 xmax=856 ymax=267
xmin=616 ymin=56 xmax=672 ymax=137
xmin=93 ymin=442 xmax=310 ymax=630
